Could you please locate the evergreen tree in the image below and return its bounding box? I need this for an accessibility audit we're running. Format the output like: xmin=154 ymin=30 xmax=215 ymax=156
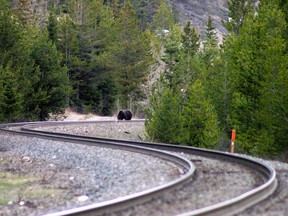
xmin=201 ymin=15 xmax=219 ymax=78
xmin=135 ymin=0 xmax=149 ymax=30
xmin=226 ymin=0 xmax=288 ymax=155
xmin=222 ymin=0 xmax=253 ymax=35
xmin=135 ymin=0 xmax=159 ymax=30
xmin=278 ymin=0 xmax=288 ymax=52
xmin=203 ymin=15 xmax=218 ymax=62
xmin=200 ymin=15 xmax=223 ymax=127
xmin=151 ymin=0 xmax=174 ymax=33
xmin=174 ymin=21 xmax=200 ymax=89
xmin=104 ymin=2 xmax=152 ymax=109
xmin=56 ymin=0 xmax=117 ymax=115
xmin=145 ymin=86 xmax=183 ymax=144
xmin=181 ymin=80 xmax=220 ymax=148
xmin=162 ymin=24 xmax=182 ymax=89
xmin=181 ymin=21 xmax=200 ymax=57
xmin=0 ymin=0 xmax=40 ymax=121
xmin=47 ymin=7 xmax=58 ymax=44
xmin=56 ymin=12 xmax=84 ymax=110
xmin=0 ymin=0 xmax=21 ymax=62
xmin=84 ymin=0 xmax=117 ymax=115
xmin=30 ymin=29 xmax=70 ymax=120
xmin=0 ymin=64 xmax=24 ymax=122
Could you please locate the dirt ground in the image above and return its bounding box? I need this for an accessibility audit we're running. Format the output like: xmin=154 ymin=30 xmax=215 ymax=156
xmin=50 ymin=108 xmax=116 ymax=121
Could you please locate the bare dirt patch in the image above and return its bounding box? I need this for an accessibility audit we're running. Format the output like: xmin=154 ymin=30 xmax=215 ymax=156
xmin=50 ymin=108 xmax=116 ymax=121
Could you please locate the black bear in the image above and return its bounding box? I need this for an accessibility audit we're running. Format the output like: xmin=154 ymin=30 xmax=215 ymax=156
xmin=117 ymin=110 xmax=133 ymax=120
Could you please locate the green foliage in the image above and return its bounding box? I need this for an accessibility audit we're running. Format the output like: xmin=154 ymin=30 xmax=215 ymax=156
xmin=47 ymin=8 xmax=58 ymax=44
xmin=222 ymin=0 xmax=253 ymax=35
xmin=151 ymin=0 xmax=175 ymax=32
xmin=145 ymin=77 xmax=220 ymax=148
xmin=162 ymin=24 xmax=182 ymax=89
xmin=224 ymin=0 xmax=288 ymax=156
xmin=202 ymin=15 xmax=218 ymax=66
xmin=145 ymin=87 xmax=184 ymax=144
xmin=173 ymin=21 xmax=200 ymax=90
xmin=103 ymin=2 xmax=152 ymax=109
xmin=30 ymin=29 xmax=70 ymax=120
xmin=0 ymin=0 xmax=21 ymax=59
xmin=0 ymin=64 xmax=24 ymax=122
xmin=181 ymin=21 xmax=200 ymax=57
xmin=181 ymin=80 xmax=220 ymax=148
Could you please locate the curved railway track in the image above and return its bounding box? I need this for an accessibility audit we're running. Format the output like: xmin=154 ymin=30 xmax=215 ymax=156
xmin=0 ymin=120 xmax=278 ymax=216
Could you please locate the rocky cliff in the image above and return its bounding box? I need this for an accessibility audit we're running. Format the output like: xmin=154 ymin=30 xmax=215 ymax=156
xmin=10 ymin=0 xmax=230 ymax=39
xmin=173 ymin=0 xmax=229 ymax=40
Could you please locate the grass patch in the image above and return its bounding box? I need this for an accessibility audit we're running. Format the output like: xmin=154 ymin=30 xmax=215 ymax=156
xmin=0 ymin=171 xmax=65 ymax=206
xmin=0 ymin=159 xmax=8 ymax=164
xmin=0 ymin=172 xmax=33 ymax=190
xmin=0 ymin=172 xmax=38 ymax=205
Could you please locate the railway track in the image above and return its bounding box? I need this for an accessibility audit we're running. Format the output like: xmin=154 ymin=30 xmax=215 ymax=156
xmin=0 ymin=120 xmax=278 ymax=216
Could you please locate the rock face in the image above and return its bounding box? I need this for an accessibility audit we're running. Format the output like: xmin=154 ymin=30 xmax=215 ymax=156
xmin=172 ymin=0 xmax=259 ymax=40
xmin=172 ymin=0 xmax=229 ymax=41
xmin=9 ymin=0 xmax=258 ymax=43
xmin=9 ymin=0 xmax=229 ymax=38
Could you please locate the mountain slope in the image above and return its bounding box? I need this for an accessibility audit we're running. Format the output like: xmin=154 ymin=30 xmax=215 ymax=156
xmin=173 ymin=0 xmax=229 ymax=40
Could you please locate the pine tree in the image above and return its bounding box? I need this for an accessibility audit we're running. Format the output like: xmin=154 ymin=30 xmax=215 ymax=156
xmin=0 ymin=0 xmax=40 ymax=121
xmin=47 ymin=8 xmax=58 ymax=44
xmin=0 ymin=0 xmax=21 ymax=61
xmin=200 ymin=15 xmax=223 ymax=127
xmin=104 ymin=2 xmax=152 ymax=109
xmin=162 ymin=24 xmax=182 ymax=89
xmin=222 ymin=0 xmax=253 ymax=35
xmin=181 ymin=21 xmax=200 ymax=57
xmin=0 ymin=64 xmax=24 ymax=123
xmin=55 ymin=0 xmax=118 ymax=115
xmin=30 ymin=29 xmax=70 ymax=120
xmin=181 ymin=80 xmax=220 ymax=148
xmin=175 ymin=21 xmax=200 ymax=88
xmin=151 ymin=0 xmax=174 ymax=33
xmin=145 ymin=87 xmax=183 ymax=144
xmin=226 ymin=0 xmax=288 ymax=155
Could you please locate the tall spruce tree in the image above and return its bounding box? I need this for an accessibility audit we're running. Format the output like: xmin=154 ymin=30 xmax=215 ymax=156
xmin=200 ymin=15 xmax=224 ymax=130
xmin=47 ymin=8 xmax=58 ymax=44
xmin=202 ymin=15 xmax=218 ymax=66
xmin=146 ymin=87 xmax=183 ymax=144
xmin=0 ymin=0 xmax=21 ymax=63
xmin=226 ymin=0 xmax=288 ymax=155
xmin=223 ymin=0 xmax=253 ymax=35
xmin=30 ymin=29 xmax=70 ymax=120
xmin=175 ymin=21 xmax=200 ymax=88
xmin=0 ymin=64 xmax=24 ymax=122
xmin=151 ymin=0 xmax=174 ymax=33
xmin=162 ymin=24 xmax=182 ymax=89
xmin=104 ymin=2 xmax=152 ymax=109
xmin=0 ymin=0 xmax=40 ymax=122
xmin=181 ymin=80 xmax=220 ymax=148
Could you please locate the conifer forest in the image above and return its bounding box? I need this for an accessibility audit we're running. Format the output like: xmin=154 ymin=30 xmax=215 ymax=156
xmin=0 ymin=0 xmax=288 ymax=160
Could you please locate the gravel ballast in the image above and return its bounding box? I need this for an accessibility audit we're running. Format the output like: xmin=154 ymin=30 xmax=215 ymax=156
xmin=1 ymin=120 xmax=288 ymax=215
xmin=0 ymin=126 xmax=181 ymax=216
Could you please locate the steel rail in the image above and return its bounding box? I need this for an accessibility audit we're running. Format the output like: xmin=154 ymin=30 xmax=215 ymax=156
xmin=0 ymin=121 xmax=195 ymax=216
xmin=1 ymin=120 xmax=278 ymax=215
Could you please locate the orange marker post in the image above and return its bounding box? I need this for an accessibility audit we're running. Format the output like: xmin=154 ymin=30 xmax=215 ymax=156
xmin=229 ymin=130 xmax=236 ymax=153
